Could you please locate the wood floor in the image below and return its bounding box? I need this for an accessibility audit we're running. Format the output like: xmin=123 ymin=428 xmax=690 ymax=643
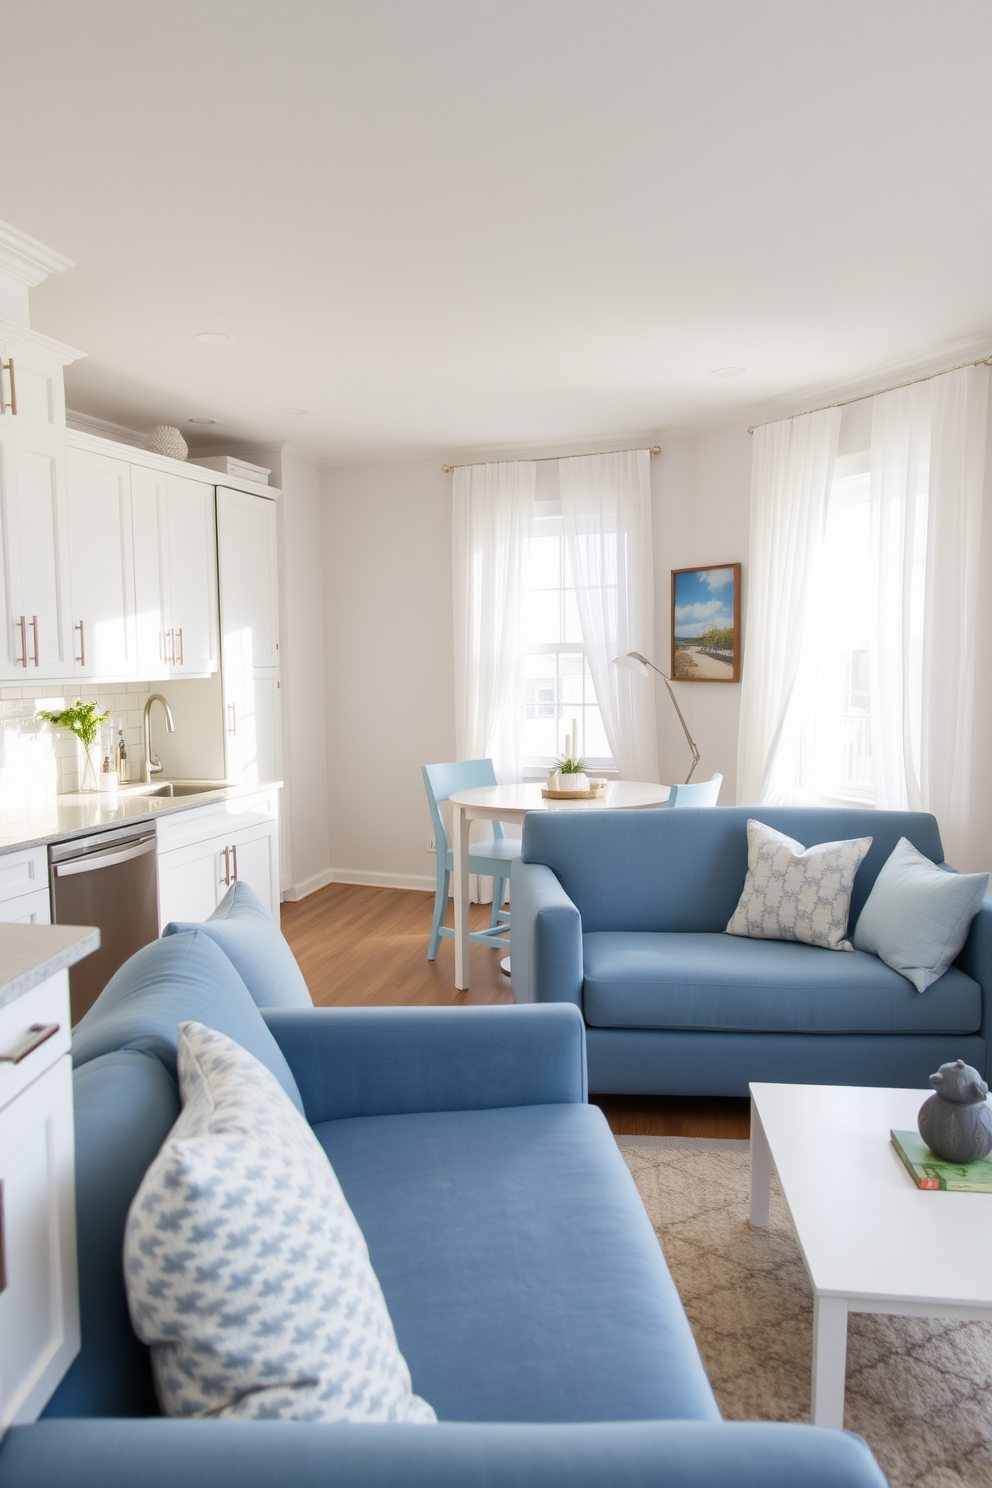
xmin=280 ymin=882 xmax=749 ymax=1140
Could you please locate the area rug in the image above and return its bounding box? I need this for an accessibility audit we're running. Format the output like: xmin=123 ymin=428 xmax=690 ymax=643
xmin=618 ymin=1136 xmax=992 ymax=1488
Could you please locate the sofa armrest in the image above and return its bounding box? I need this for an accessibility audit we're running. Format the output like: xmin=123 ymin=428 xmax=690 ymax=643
xmin=510 ymin=859 xmax=584 ymax=1008
xmin=0 ymin=1419 xmax=887 ymax=1488
xmin=956 ymin=896 xmax=992 ymax=1079
xmin=262 ymin=1002 xmax=587 ymax=1124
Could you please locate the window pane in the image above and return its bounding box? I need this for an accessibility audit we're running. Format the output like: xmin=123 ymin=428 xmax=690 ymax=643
xmin=523 ymin=589 xmax=561 ymax=644
xmin=563 ymin=589 xmax=583 ymax=643
xmin=529 ymin=534 xmax=562 ymax=590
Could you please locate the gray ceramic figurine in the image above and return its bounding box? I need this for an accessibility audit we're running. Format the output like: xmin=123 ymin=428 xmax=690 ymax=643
xmin=917 ymin=1060 xmax=992 ymax=1164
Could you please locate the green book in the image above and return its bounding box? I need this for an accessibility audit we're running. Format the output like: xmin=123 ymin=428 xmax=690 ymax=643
xmin=891 ymin=1129 xmax=992 ymax=1192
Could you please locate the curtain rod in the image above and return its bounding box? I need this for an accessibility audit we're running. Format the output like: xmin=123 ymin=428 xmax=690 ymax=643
xmin=747 ymin=353 xmax=992 ymax=435
xmin=442 ymin=444 xmax=660 ymax=473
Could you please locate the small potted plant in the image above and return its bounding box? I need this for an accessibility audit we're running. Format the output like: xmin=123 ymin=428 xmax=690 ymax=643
xmin=37 ymin=700 xmax=111 ymax=792
xmin=554 ymin=755 xmax=589 ymax=791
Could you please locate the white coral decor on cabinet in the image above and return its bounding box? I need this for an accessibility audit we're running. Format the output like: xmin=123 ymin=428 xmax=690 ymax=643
xmin=123 ymin=1020 xmax=436 ymax=1425
xmin=726 ymin=819 xmax=871 ymax=951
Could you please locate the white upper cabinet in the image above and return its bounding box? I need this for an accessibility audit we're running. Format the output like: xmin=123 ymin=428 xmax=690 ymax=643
xmin=216 ymin=487 xmax=279 ymax=668
xmin=163 ymin=475 xmax=218 ymax=676
xmin=65 ymin=446 xmax=136 ymax=680
xmin=0 ymin=426 xmax=72 ymax=680
xmin=131 ymin=466 xmax=219 ymax=679
xmin=0 ymin=333 xmax=70 ymax=431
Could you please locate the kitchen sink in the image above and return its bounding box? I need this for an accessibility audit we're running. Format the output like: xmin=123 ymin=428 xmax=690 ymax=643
xmin=130 ymin=781 xmax=231 ymax=798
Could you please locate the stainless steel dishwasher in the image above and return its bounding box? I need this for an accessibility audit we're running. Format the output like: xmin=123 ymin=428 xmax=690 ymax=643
xmin=50 ymin=824 xmax=160 ymax=1025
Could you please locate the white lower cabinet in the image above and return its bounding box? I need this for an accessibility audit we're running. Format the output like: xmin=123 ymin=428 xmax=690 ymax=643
xmin=0 ymin=971 xmax=79 ymax=1429
xmin=156 ymin=791 xmax=280 ymax=928
xmin=0 ymin=848 xmax=51 ymax=926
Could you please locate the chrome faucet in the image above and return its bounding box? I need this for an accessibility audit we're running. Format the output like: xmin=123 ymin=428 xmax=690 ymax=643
xmin=143 ymin=694 xmax=175 ymax=782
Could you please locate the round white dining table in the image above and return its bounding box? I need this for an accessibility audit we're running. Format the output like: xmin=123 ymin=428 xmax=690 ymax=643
xmin=447 ymin=780 xmax=671 ymax=990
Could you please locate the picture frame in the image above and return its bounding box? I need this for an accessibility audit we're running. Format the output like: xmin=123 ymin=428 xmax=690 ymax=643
xmin=671 ymin=563 xmax=741 ymax=682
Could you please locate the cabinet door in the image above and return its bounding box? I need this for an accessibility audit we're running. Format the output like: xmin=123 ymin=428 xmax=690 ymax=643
xmin=0 ymin=889 xmax=51 ymax=926
xmin=157 ymin=835 xmax=224 ymax=928
xmin=130 ymin=464 xmax=169 ymax=679
xmin=164 ymin=476 xmax=218 ymax=675
xmin=229 ymin=818 xmax=279 ymax=920
xmin=0 ymin=428 xmax=71 ymax=680
xmin=1 ymin=339 xmax=67 ymax=430
xmin=224 ymin=668 xmax=282 ymax=787
xmin=0 ymin=1054 xmax=80 ymax=1427
xmin=65 ymin=448 xmax=136 ymax=680
xmin=217 ymin=487 xmax=280 ymax=668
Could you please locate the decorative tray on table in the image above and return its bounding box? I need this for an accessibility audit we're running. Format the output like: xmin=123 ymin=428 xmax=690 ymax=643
xmin=541 ymin=782 xmax=607 ymax=800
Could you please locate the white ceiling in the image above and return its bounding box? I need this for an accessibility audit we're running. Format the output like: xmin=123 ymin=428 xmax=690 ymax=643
xmin=4 ymin=1 xmax=992 ymax=463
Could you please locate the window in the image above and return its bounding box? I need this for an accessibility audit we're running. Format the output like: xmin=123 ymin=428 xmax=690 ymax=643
xmin=520 ymin=496 xmax=615 ymax=772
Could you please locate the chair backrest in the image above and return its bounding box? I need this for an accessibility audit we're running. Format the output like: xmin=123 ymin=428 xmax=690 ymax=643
xmin=421 ymin=759 xmax=504 ymax=856
xmin=667 ymin=773 xmax=723 ymax=808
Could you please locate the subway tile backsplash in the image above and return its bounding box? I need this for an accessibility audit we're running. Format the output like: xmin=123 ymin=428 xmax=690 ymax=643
xmin=0 ymin=682 xmax=152 ymax=799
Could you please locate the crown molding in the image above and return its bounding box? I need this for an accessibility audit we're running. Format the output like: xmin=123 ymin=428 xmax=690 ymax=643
xmin=65 ymin=409 xmax=145 ymax=447
xmin=0 ymin=220 xmax=74 ymax=288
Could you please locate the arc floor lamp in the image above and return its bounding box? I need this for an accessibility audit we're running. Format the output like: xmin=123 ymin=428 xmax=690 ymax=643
xmin=612 ymin=651 xmax=700 ymax=785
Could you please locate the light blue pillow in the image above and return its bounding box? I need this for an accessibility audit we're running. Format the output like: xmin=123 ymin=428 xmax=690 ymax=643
xmin=71 ymin=929 xmax=305 ymax=1113
xmin=163 ymin=880 xmax=312 ymax=1010
xmin=853 ymin=837 xmax=989 ymax=992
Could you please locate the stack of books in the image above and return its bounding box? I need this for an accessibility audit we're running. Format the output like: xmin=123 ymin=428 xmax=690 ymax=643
xmin=891 ymin=1129 xmax=992 ymax=1192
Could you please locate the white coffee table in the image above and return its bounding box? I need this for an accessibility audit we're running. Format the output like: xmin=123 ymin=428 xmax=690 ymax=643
xmin=749 ymin=1081 xmax=992 ymax=1428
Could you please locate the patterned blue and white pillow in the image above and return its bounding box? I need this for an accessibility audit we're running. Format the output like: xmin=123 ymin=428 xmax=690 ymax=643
xmin=123 ymin=1020 xmax=437 ymax=1424
xmin=726 ymin=819 xmax=872 ymax=951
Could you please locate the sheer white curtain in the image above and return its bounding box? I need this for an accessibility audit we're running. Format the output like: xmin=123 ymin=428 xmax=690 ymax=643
xmin=869 ymin=364 xmax=989 ymax=865
xmin=736 ymin=409 xmax=842 ymax=804
xmin=558 ymin=449 xmax=658 ymax=780
xmin=452 ymin=459 xmax=536 ymax=779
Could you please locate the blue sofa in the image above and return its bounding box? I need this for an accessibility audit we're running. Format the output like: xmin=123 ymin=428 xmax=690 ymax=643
xmin=511 ymin=806 xmax=992 ymax=1095
xmin=0 ymin=926 xmax=886 ymax=1488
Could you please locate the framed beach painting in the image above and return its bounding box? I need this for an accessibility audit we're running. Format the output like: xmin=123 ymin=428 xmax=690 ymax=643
xmin=671 ymin=563 xmax=741 ymax=682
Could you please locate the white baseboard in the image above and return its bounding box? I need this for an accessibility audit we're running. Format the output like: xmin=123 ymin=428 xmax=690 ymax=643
xmin=330 ymin=868 xmax=435 ymax=893
xmin=281 ymin=867 xmax=335 ymax=902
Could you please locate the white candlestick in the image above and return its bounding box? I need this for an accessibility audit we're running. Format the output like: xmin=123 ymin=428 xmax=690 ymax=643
xmin=572 ymin=717 xmax=579 ymax=757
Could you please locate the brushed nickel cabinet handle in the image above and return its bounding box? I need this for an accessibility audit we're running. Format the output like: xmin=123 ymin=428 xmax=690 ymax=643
xmin=220 ymin=845 xmax=230 ymax=887
xmin=74 ymin=619 xmax=85 ymax=667
xmin=0 ymin=1022 xmax=60 ymax=1064
xmin=227 ymin=702 xmax=236 ymax=733
xmin=1 ymin=358 xmax=15 ymax=416
xmin=176 ymin=626 xmax=184 ymax=665
xmin=165 ymin=627 xmax=174 ymax=665
xmin=31 ymin=615 xmax=39 ymax=667
xmin=16 ymin=614 xmax=27 ymax=667
xmin=231 ymin=843 xmax=238 ymax=881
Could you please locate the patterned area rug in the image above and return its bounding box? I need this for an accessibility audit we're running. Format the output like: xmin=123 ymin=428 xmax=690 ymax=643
xmin=618 ymin=1136 xmax=992 ymax=1488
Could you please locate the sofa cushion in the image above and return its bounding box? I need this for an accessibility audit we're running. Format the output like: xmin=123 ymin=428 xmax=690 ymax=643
xmin=124 ymin=1022 xmax=435 ymax=1425
xmin=163 ymin=880 xmax=312 ymax=1009
xmin=853 ymin=838 xmax=990 ymax=993
xmin=43 ymin=1050 xmax=180 ymax=1419
xmin=726 ymin=820 xmax=872 ymax=951
xmin=581 ymin=932 xmax=982 ymax=1035
xmin=316 ymin=1101 xmax=719 ymax=1425
xmin=71 ymin=930 xmax=304 ymax=1114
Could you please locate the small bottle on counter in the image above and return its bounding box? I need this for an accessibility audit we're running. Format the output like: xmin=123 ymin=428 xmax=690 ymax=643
xmin=115 ymin=728 xmax=128 ymax=784
xmin=99 ymin=754 xmax=119 ymax=801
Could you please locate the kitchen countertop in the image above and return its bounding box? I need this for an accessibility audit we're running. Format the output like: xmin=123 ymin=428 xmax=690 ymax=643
xmin=0 ymin=780 xmax=283 ymax=856
xmin=0 ymin=923 xmax=101 ymax=1009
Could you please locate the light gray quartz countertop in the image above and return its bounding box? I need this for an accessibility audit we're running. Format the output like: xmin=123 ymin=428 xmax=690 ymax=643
xmin=0 ymin=780 xmax=282 ymax=856
xmin=0 ymin=923 xmax=101 ymax=1009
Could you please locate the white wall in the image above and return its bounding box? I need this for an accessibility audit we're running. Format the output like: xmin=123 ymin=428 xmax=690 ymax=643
xmin=651 ymin=424 xmax=752 ymax=801
xmin=269 ymin=445 xmax=333 ymax=899
xmin=321 ymin=458 xmax=454 ymax=889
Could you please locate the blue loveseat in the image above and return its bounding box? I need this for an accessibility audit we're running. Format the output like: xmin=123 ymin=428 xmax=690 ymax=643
xmin=511 ymin=805 xmax=992 ymax=1095
xmin=0 ymin=922 xmax=886 ymax=1488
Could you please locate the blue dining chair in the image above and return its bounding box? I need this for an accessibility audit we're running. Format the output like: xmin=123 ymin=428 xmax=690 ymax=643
xmin=666 ymin=772 xmax=723 ymax=807
xmin=422 ymin=760 xmax=521 ymax=961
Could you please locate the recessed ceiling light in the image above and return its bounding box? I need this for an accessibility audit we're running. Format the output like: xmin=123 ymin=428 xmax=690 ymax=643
xmin=278 ymin=407 xmax=308 ymax=415
xmin=188 ymin=416 xmax=217 ymax=425
xmin=709 ymin=366 xmax=746 ymax=378
xmin=194 ymin=331 xmax=235 ymax=345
